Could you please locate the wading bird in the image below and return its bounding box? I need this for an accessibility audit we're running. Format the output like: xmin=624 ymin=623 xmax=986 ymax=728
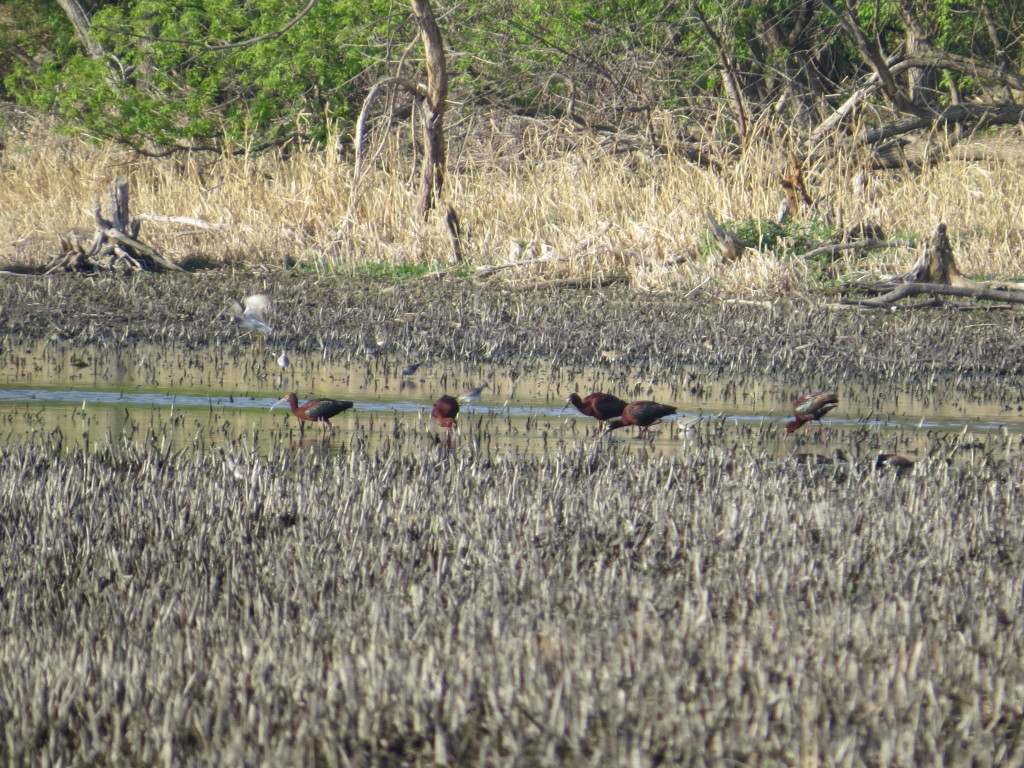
xmin=605 ymin=400 xmax=677 ymax=438
xmin=784 ymin=392 xmax=839 ymax=435
xmin=277 ymin=351 xmax=290 ymax=370
xmin=431 ymin=395 xmax=460 ymax=446
xmin=875 ymin=453 xmax=915 ymax=473
xmin=230 ymin=294 xmax=273 ymax=335
xmin=458 ymin=383 xmax=488 ymax=405
xmin=272 ymin=393 xmax=353 ymax=429
xmin=401 ymin=363 xmax=423 ymax=377
xmin=431 ymin=395 xmax=460 ymax=430
xmin=561 ymin=392 xmax=627 ymax=435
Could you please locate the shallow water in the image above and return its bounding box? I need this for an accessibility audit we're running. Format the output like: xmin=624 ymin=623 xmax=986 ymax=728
xmin=0 ymin=338 xmax=1022 ymax=460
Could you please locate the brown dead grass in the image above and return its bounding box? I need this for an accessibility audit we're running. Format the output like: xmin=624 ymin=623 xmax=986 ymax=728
xmin=3 ymin=107 xmax=1024 ymax=290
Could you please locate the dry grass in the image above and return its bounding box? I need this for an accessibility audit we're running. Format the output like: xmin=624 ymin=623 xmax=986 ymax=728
xmin=1 ymin=431 xmax=1022 ymax=766
xmin=3 ymin=108 xmax=1024 ymax=290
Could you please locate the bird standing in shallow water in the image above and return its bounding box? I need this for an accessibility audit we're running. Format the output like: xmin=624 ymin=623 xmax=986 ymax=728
xmin=230 ymin=294 xmax=273 ymax=335
xmin=458 ymin=383 xmax=488 ymax=405
xmin=431 ymin=395 xmax=460 ymax=445
xmin=605 ymin=401 xmax=677 ymax=438
xmin=784 ymin=392 xmax=839 ymax=435
xmin=561 ymin=392 xmax=627 ymax=435
xmin=272 ymin=393 xmax=353 ymax=429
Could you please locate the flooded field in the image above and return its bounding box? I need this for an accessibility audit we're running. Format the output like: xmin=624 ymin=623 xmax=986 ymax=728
xmin=2 ymin=274 xmax=1024 ymax=765
xmin=2 ymin=334 xmax=1024 ymax=465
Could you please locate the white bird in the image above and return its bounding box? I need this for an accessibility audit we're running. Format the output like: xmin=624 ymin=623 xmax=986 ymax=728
xmin=230 ymin=294 xmax=272 ymax=335
xmin=277 ymin=351 xmax=290 ymax=370
xmin=458 ymin=382 xmax=489 ymax=405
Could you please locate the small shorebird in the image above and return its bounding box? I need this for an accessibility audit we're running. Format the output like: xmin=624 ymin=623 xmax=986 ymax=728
xmin=458 ymin=383 xmax=488 ymax=405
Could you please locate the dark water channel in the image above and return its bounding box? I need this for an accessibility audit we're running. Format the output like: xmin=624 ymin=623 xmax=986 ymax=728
xmin=1 ymin=338 xmax=1022 ymax=463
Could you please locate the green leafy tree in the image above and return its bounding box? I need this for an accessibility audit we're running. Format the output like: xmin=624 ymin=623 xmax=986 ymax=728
xmin=5 ymin=0 xmax=395 ymax=152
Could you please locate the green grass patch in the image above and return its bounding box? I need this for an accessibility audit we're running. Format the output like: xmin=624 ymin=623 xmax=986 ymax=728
xmin=354 ymin=262 xmax=434 ymax=280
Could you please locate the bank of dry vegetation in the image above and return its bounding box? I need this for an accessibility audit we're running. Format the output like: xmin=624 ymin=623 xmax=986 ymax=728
xmin=4 ymin=109 xmax=1024 ymax=294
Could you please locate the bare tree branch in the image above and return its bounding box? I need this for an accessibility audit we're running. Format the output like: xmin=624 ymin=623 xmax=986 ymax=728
xmin=55 ymin=0 xmax=106 ymax=58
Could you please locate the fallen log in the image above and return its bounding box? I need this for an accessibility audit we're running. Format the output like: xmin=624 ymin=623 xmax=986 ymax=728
xmin=842 ymin=223 xmax=1024 ymax=307
xmin=843 ymin=281 xmax=1024 ymax=308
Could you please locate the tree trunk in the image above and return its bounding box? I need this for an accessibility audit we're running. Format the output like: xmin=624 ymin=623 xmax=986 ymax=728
xmin=410 ymin=0 xmax=448 ymax=219
xmin=54 ymin=0 xmax=106 ymax=58
xmin=907 ymin=223 xmax=972 ymax=287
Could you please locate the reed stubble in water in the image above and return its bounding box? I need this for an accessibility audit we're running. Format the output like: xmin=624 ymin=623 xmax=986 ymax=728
xmin=1 ymin=435 xmax=1022 ymax=766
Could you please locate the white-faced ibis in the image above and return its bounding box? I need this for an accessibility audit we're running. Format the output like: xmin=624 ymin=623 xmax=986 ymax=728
xmin=458 ymin=383 xmax=488 ymax=405
xmin=401 ymin=363 xmax=423 ymax=377
xmin=605 ymin=400 xmax=677 ymax=438
xmin=784 ymin=392 xmax=839 ymax=435
xmin=272 ymin=393 xmax=353 ymax=429
xmin=561 ymin=392 xmax=627 ymax=435
xmin=431 ymin=395 xmax=460 ymax=445
xmin=230 ymin=294 xmax=273 ymax=335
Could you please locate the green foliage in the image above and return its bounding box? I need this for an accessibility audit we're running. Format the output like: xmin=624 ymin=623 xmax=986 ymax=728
xmin=5 ymin=0 xmax=1024 ymax=153
xmin=292 ymin=260 xmax=464 ymax=281
xmin=353 ymin=261 xmax=451 ymax=280
xmin=708 ymin=217 xmax=842 ymax=263
xmin=5 ymin=0 xmax=393 ymax=151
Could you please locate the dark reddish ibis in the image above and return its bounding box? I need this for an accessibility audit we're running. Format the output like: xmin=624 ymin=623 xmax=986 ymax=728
xmin=561 ymin=392 xmax=627 ymax=435
xmin=431 ymin=395 xmax=460 ymax=445
xmin=605 ymin=401 xmax=677 ymax=438
xmin=272 ymin=393 xmax=353 ymax=429
xmin=431 ymin=395 xmax=460 ymax=431
xmin=784 ymin=392 xmax=839 ymax=435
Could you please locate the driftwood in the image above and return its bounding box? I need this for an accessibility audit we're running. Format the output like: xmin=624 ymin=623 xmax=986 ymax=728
xmin=843 ymin=223 xmax=1024 ymax=308
xmin=45 ymin=176 xmax=186 ymax=275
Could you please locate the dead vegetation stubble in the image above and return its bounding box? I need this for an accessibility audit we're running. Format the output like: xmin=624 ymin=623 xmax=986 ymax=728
xmin=1 ymin=436 xmax=1022 ymax=766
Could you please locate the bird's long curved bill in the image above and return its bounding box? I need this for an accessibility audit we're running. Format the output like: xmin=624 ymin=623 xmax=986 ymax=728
xmin=270 ymin=396 xmax=290 ymax=410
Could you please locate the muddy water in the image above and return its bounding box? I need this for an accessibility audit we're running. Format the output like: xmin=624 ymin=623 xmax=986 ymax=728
xmin=1 ymin=338 xmax=1022 ymax=460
